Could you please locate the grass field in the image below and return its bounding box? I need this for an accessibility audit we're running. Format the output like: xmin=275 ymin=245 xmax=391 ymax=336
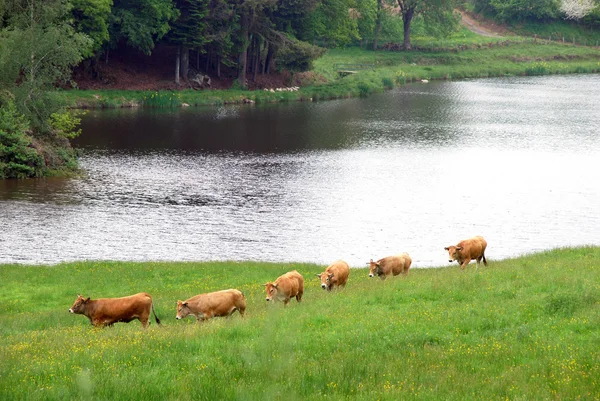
xmin=1 ymin=247 xmax=599 ymax=400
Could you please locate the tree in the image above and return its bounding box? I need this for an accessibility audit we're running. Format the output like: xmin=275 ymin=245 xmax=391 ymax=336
xmin=71 ymin=0 xmax=113 ymax=55
xmin=395 ymin=0 xmax=456 ymax=49
xmin=168 ymin=0 xmax=209 ymax=84
xmin=560 ymin=0 xmax=597 ymax=19
xmin=107 ymin=0 xmax=177 ymax=55
xmin=0 ymin=0 xmax=91 ymax=178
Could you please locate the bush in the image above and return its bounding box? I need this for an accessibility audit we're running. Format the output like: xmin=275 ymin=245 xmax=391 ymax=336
xmin=277 ymin=38 xmax=326 ymax=72
xmin=0 ymin=100 xmax=45 ymax=179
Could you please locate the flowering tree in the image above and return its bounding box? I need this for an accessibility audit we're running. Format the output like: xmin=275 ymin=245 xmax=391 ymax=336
xmin=560 ymin=0 xmax=597 ymax=19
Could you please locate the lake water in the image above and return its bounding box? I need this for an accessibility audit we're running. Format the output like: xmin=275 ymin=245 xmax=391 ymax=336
xmin=2 ymin=75 xmax=599 ymax=267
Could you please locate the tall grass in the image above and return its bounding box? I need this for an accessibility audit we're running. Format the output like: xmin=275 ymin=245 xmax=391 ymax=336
xmin=1 ymin=247 xmax=599 ymax=400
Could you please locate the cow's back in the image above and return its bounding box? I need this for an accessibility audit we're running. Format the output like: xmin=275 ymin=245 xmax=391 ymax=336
xmin=379 ymin=253 xmax=411 ymax=276
xmin=276 ymin=270 xmax=304 ymax=297
xmin=186 ymin=289 xmax=245 ymax=315
xmin=327 ymin=260 xmax=350 ymax=286
xmin=459 ymin=236 xmax=487 ymax=259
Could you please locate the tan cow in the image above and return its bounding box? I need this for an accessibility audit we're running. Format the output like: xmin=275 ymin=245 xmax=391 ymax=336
xmin=368 ymin=253 xmax=412 ymax=280
xmin=176 ymin=289 xmax=246 ymax=322
xmin=316 ymin=260 xmax=350 ymax=291
xmin=444 ymin=235 xmax=488 ymax=270
xmin=265 ymin=270 xmax=304 ymax=305
xmin=69 ymin=292 xmax=161 ymax=328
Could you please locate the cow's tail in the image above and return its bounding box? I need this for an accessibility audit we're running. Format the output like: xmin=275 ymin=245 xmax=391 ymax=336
xmin=151 ymin=302 xmax=161 ymax=326
xmin=482 ymin=254 xmax=488 ymax=266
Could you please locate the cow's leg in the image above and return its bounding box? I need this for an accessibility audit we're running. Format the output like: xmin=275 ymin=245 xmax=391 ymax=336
xmin=140 ymin=317 xmax=150 ymax=329
xmin=460 ymin=260 xmax=468 ymax=270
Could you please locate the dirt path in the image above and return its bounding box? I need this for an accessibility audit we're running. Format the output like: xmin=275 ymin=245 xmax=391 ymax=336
xmin=458 ymin=10 xmax=508 ymax=37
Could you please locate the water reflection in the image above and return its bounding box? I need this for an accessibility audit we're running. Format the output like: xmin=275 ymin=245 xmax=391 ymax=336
xmin=1 ymin=75 xmax=599 ymax=266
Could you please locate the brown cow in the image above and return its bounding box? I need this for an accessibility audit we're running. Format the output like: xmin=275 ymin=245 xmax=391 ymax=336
xmin=265 ymin=270 xmax=304 ymax=305
xmin=316 ymin=260 xmax=350 ymax=291
xmin=69 ymin=292 xmax=161 ymax=328
xmin=444 ymin=235 xmax=488 ymax=270
xmin=176 ymin=289 xmax=246 ymax=322
xmin=368 ymin=253 xmax=412 ymax=280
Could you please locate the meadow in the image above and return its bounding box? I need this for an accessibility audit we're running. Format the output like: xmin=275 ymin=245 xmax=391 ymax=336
xmin=1 ymin=247 xmax=599 ymax=400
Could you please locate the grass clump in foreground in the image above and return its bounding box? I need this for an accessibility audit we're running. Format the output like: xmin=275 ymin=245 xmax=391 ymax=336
xmin=1 ymin=247 xmax=599 ymax=400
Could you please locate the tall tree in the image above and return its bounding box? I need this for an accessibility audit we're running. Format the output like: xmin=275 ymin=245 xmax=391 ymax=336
xmin=71 ymin=0 xmax=113 ymax=55
xmin=169 ymin=0 xmax=209 ymax=83
xmin=395 ymin=0 xmax=456 ymax=49
xmin=107 ymin=0 xmax=177 ymax=55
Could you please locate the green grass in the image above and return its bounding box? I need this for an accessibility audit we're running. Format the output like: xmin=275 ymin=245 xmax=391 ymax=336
xmin=1 ymin=247 xmax=599 ymax=400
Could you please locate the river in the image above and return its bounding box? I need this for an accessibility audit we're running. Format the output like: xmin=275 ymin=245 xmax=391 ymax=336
xmin=2 ymin=75 xmax=599 ymax=267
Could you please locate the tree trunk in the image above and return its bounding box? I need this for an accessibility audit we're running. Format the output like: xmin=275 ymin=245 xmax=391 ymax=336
xmin=253 ymin=36 xmax=261 ymax=81
xmin=205 ymin=48 xmax=210 ymax=73
xmin=181 ymin=46 xmax=189 ymax=80
xmin=402 ymin=7 xmax=415 ymax=50
xmin=237 ymin=12 xmax=250 ymax=88
xmin=175 ymin=45 xmax=181 ymax=85
xmin=374 ymin=0 xmax=382 ymax=50
xmin=197 ymin=48 xmax=201 ymax=70
xmin=217 ymin=54 xmax=221 ymax=78
xmin=265 ymin=42 xmax=275 ymax=74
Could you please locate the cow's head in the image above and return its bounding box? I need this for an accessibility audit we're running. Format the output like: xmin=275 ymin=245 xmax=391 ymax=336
xmin=368 ymin=259 xmax=381 ymax=277
xmin=69 ymin=295 xmax=90 ymax=314
xmin=176 ymin=301 xmax=191 ymax=320
xmin=444 ymin=246 xmax=463 ymax=263
xmin=316 ymin=272 xmax=334 ymax=290
xmin=264 ymin=282 xmax=278 ymax=301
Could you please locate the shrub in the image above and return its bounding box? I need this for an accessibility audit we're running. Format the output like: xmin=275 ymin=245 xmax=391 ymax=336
xmin=0 ymin=100 xmax=45 ymax=179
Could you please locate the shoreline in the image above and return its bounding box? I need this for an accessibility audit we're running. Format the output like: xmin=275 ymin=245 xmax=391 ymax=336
xmin=59 ymin=42 xmax=600 ymax=110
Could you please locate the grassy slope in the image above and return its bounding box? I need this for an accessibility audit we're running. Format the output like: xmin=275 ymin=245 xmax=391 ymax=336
xmin=1 ymin=247 xmax=599 ymax=400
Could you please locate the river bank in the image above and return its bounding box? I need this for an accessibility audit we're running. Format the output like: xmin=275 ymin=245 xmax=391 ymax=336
xmin=1 ymin=247 xmax=598 ymax=399
xmin=59 ymin=40 xmax=600 ymax=109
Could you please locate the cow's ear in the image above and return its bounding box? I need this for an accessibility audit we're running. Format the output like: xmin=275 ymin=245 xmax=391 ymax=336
xmin=272 ymin=283 xmax=278 ymax=289
xmin=84 ymin=297 xmax=90 ymax=303
xmin=444 ymin=247 xmax=449 ymax=250
xmin=182 ymin=302 xmax=188 ymax=307
xmin=375 ymin=262 xmax=381 ymax=267
xmin=456 ymin=247 xmax=463 ymax=251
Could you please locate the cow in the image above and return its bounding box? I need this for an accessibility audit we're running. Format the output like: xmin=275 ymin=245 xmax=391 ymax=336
xmin=69 ymin=292 xmax=161 ymax=328
xmin=176 ymin=289 xmax=246 ymax=322
xmin=265 ymin=270 xmax=304 ymax=305
xmin=368 ymin=253 xmax=412 ymax=280
xmin=316 ymin=260 xmax=350 ymax=291
xmin=444 ymin=235 xmax=488 ymax=270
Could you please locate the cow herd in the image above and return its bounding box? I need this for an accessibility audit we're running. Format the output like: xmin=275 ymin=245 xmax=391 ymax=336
xmin=68 ymin=235 xmax=488 ymax=329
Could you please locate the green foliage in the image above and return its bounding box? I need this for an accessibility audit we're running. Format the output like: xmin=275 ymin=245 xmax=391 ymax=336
xmin=49 ymin=110 xmax=85 ymax=139
xmin=1 ymin=248 xmax=599 ymax=399
xmin=471 ymin=0 xmax=561 ymax=22
xmin=0 ymin=0 xmax=91 ymax=133
xmin=0 ymin=99 xmax=44 ymax=179
xmin=276 ymin=37 xmax=326 ymax=72
xmin=71 ymin=0 xmax=113 ymax=55
xmin=169 ymin=0 xmax=209 ymax=48
xmin=525 ymin=61 xmax=550 ymax=75
xmin=108 ymin=0 xmax=177 ymax=55
xmin=304 ymin=0 xmax=361 ymax=47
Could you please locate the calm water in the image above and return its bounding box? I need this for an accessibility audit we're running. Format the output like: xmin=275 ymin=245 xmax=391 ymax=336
xmin=2 ymin=75 xmax=599 ymax=267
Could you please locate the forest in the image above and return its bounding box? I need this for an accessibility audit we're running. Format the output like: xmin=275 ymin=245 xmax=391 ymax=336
xmin=1 ymin=0 xmax=600 ymax=179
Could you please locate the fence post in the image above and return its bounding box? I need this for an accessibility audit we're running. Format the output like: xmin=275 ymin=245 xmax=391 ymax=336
xmin=534 ymin=34 xmax=537 ymax=43
xmin=573 ymin=37 xmax=575 ymax=46
xmin=563 ymin=36 xmax=565 ymax=44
